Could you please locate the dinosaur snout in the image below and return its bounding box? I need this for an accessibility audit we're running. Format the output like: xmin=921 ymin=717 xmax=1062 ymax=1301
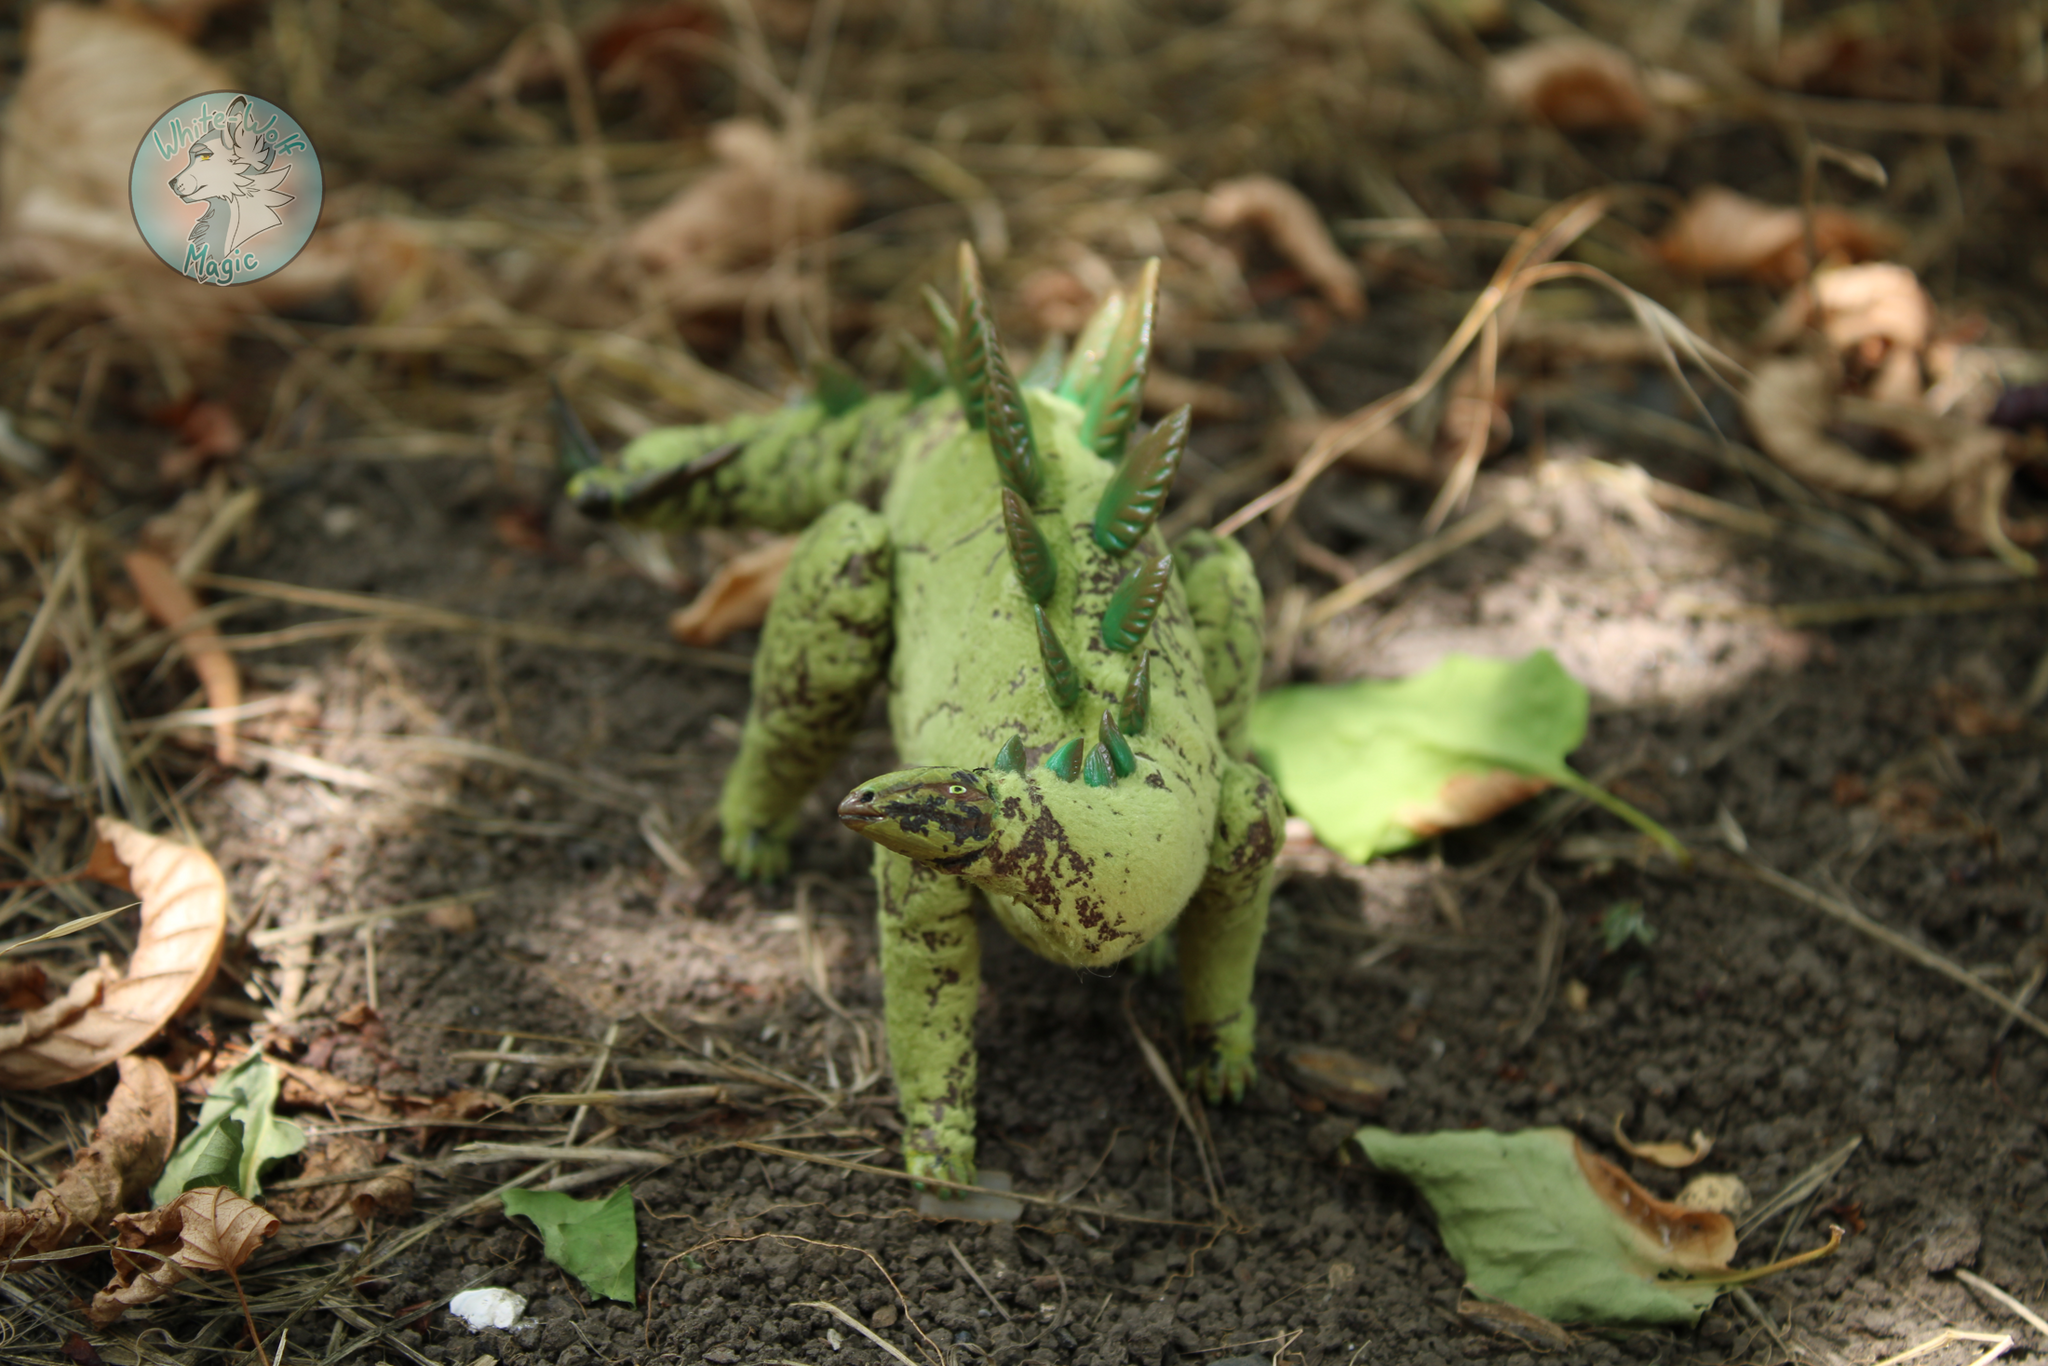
xmin=837 ymin=789 xmax=881 ymax=827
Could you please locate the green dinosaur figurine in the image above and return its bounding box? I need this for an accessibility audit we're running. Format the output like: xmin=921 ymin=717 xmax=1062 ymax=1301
xmin=562 ymin=247 xmax=1282 ymax=1188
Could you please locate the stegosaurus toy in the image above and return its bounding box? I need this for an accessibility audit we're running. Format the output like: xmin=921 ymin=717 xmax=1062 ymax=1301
xmin=561 ymin=247 xmax=1282 ymax=1187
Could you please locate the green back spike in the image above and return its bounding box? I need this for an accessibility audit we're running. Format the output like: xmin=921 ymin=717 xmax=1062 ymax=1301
xmin=1045 ymin=736 xmax=1084 ymax=781
xmin=549 ymin=380 xmax=601 ymax=476
xmin=1001 ymin=489 xmax=1056 ymax=603
xmin=1058 ymin=291 xmax=1125 ymax=402
xmin=1033 ymin=604 xmax=1082 ymax=706
xmin=992 ymin=734 xmax=1026 ymax=772
xmin=901 ymin=339 xmax=947 ymax=400
xmin=953 ymin=245 xmax=992 ymax=431
xmin=1081 ymin=742 xmax=1117 ymax=788
xmin=979 ymin=315 xmax=1043 ymax=506
xmin=1021 ymin=334 xmax=1067 ymax=391
xmin=1093 ymin=405 xmax=1191 ymax=555
xmin=1101 ymin=552 xmax=1173 ymax=653
xmin=1118 ymin=649 xmax=1150 ymax=736
xmin=1098 ymin=710 xmax=1135 ymax=777
xmin=1081 ymin=258 xmax=1159 ymax=461
xmin=809 ymin=356 xmax=867 ymax=417
xmin=922 ymin=284 xmax=962 ymax=397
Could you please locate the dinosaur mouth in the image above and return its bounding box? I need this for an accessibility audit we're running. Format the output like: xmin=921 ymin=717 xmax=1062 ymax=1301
xmin=836 ymin=790 xmax=882 ymax=828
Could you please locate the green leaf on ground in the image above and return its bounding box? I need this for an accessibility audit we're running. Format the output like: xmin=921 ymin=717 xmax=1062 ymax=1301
xmin=152 ymin=1053 xmax=306 ymax=1205
xmin=1249 ymin=650 xmax=1683 ymax=861
xmin=1355 ymin=1126 xmax=1731 ymax=1326
xmin=501 ymin=1185 xmax=638 ymax=1303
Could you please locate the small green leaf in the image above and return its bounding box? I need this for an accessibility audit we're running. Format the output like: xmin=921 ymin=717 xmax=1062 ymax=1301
xmin=1250 ymin=651 xmax=1682 ymax=862
xmin=1355 ymin=1127 xmax=1728 ymax=1327
xmin=501 ymin=1185 xmax=639 ymax=1304
xmin=153 ymin=1053 xmax=306 ymax=1205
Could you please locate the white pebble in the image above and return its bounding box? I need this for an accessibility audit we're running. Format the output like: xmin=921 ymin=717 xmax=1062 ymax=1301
xmin=449 ymin=1288 xmax=529 ymax=1333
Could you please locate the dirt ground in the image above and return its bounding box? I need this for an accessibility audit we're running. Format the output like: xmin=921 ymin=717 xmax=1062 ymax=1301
xmin=122 ymin=407 xmax=2037 ymax=1366
xmin=3 ymin=1 xmax=2048 ymax=1364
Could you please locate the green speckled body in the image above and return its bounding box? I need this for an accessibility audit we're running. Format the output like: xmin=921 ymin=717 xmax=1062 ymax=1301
xmin=883 ymin=388 xmax=1219 ymax=966
xmin=564 ymin=254 xmax=1280 ymax=1189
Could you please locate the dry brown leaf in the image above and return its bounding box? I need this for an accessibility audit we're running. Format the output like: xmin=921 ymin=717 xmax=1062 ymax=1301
xmin=1742 ymin=356 xmax=2005 ymax=513
xmin=1203 ymin=175 xmax=1365 ymax=319
xmin=87 ymin=1185 xmax=279 ymax=1326
xmin=258 ymin=1051 xmax=506 ymax=1133
xmin=0 ymin=1056 xmax=177 ymax=1254
xmin=1397 ymin=769 xmax=1553 ymax=839
xmin=1574 ymin=1138 xmax=1736 ymax=1275
xmin=267 ymin=1134 xmax=414 ymax=1251
xmin=1612 ymin=1116 xmax=1714 ymax=1169
xmin=625 ymin=119 xmax=858 ymax=318
xmin=0 ymin=960 xmax=50 ymax=1010
xmin=1488 ymin=37 xmax=1650 ymax=131
xmin=0 ymin=818 xmax=227 ymax=1089
xmin=669 ymin=535 xmax=797 ymax=646
xmin=1656 ymin=186 xmax=1894 ymax=287
xmin=1276 ymin=1044 xmax=1402 ymax=1114
xmin=1812 ymin=263 xmax=1930 ymax=406
xmin=122 ymin=550 xmax=240 ymax=766
xmin=158 ymin=401 xmax=246 ymax=485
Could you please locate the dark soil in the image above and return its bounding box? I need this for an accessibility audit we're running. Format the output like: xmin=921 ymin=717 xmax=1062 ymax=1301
xmin=178 ymin=419 xmax=2047 ymax=1366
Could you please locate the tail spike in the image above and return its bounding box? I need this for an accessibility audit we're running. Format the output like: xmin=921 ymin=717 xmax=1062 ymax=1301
xmin=550 ymin=380 xmax=601 ymax=477
xmin=1058 ymin=291 xmax=1125 ymax=403
xmin=1033 ymin=604 xmax=1082 ymax=707
xmin=1101 ymin=552 xmax=1173 ymax=653
xmin=1082 ymin=742 xmax=1117 ymax=788
xmin=1021 ymin=334 xmax=1067 ymax=391
xmin=900 ymin=339 xmax=948 ymax=400
xmin=808 ymin=356 xmax=867 ymax=416
xmin=1098 ymin=710 xmax=1136 ymax=778
xmin=1001 ymin=489 xmax=1056 ymax=604
xmin=1093 ymin=405 xmax=1191 ymax=555
xmin=992 ymin=734 xmax=1026 ymax=772
xmin=1117 ymin=650 xmax=1151 ymax=736
xmin=952 ymin=245 xmax=992 ymax=431
xmin=1045 ymin=737 xmax=1084 ymax=781
xmin=1081 ymin=258 xmax=1159 ymax=461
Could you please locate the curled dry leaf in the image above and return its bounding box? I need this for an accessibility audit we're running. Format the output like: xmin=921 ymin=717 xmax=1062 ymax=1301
xmin=0 ymin=818 xmax=227 ymax=1089
xmin=87 ymin=1185 xmax=279 ymax=1326
xmin=625 ymin=119 xmax=858 ymax=318
xmin=1397 ymin=768 xmax=1552 ymax=839
xmin=1743 ymin=356 xmax=2007 ymax=519
xmin=1277 ymin=1044 xmax=1403 ymax=1114
xmin=1488 ymin=37 xmax=1649 ymax=132
xmin=0 ymin=959 xmax=50 ymax=1010
xmin=669 ymin=535 xmax=797 ymax=646
xmin=1612 ymin=1116 xmax=1714 ymax=1168
xmin=123 ymin=550 xmax=241 ymax=765
xmin=268 ymin=1134 xmax=414 ymax=1251
xmin=1812 ymin=263 xmax=1929 ymax=406
xmin=0 ymin=1056 xmax=177 ymax=1254
xmin=1203 ymin=176 xmax=1365 ymax=319
xmin=1656 ymin=186 xmax=1894 ymax=287
xmin=1572 ymin=1139 xmax=1736 ymax=1274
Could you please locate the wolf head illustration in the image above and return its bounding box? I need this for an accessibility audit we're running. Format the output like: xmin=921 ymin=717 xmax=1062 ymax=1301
xmin=168 ymin=95 xmax=294 ymax=259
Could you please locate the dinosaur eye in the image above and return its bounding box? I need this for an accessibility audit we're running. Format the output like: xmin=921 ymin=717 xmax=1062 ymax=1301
xmin=947 ymin=785 xmax=967 ymax=795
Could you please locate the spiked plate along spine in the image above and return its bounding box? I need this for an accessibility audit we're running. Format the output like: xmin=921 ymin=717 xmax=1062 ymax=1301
xmin=1118 ymin=649 xmax=1151 ymax=736
xmin=1093 ymin=405 xmax=1191 ymax=555
xmin=1058 ymin=291 xmax=1125 ymax=403
xmin=992 ymin=734 xmax=1026 ymax=772
xmin=1044 ymin=737 xmax=1084 ymax=781
xmin=1098 ymin=710 xmax=1135 ymax=778
xmin=922 ymin=284 xmax=962 ymax=399
xmin=1101 ymin=552 xmax=1174 ymax=653
xmin=952 ymin=245 xmax=993 ymax=431
xmin=1082 ymin=742 xmax=1117 ymax=788
xmin=1032 ymin=604 xmax=1082 ymax=707
xmin=1081 ymin=258 xmax=1159 ymax=462
xmin=1001 ymin=489 xmax=1056 ymax=603
xmin=977 ymin=315 xmax=1043 ymax=506
xmin=809 ymin=356 xmax=867 ymax=417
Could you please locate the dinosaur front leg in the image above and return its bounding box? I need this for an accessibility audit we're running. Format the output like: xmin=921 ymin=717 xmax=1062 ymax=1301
xmin=717 ymin=502 xmax=892 ymax=880
xmin=1179 ymin=757 xmax=1283 ymax=1103
xmin=874 ymin=845 xmax=981 ymax=1187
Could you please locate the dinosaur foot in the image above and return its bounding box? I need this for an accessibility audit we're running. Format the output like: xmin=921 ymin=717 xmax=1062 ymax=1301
xmin=1185 ymin=1041 xmax=1257 ymax=1106
xmin=720 ymin=826 xmax=791 ymax=882
xmin=904 ymin=1144 xmax=977 ymax=1195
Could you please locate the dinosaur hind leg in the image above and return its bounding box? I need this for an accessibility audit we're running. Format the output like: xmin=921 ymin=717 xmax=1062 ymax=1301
xmin=717 ymin=502 xmax=892 ymax=880
xmin=1178 ymin=757 xmax=1283 ymax=1103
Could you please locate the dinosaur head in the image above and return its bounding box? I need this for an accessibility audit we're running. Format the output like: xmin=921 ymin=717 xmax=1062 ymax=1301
xmin=837 ymin=767 xmax=998 ymax=873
